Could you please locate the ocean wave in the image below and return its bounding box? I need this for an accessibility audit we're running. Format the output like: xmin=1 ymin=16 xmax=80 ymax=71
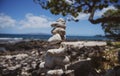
xmin=0 ymin=38 xmax=23 ymax=44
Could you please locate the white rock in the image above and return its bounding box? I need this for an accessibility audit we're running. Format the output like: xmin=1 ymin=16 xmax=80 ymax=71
xmin=45 ymin=54 xmax=70 ymax=68
xmin=15 ymin=54 xmax=28 ymax=60
xmin=48 ymin=34 xmax=62 ymax=42
xmin=83 ymin=41 xmax=107 ymax=46
xmin=47 ymin=69 xmax=64 ymax=76
xmin=47 ymin=47 xmax=66 ymax=56
xmin=31 ymin=61 xmax=37 ymax=69
xmin=1 ymin=54 xmax=28 ymax=59
xmin=8 ymin=65 xmax=21 ymax=70
xmin=51 ymin=18 xmax=66 ymax=29
xmin=39 ymin=62 xmax=45 ymax=69
xmin=57 ymin=18 xmax=65 ymax=22
xmin=61 ymin=41 xmax=84 ymax=49
xmin=51 ymin=22 xmax=66 ymax=28
xmin=61 ymin=41 xmax=106 ymax=49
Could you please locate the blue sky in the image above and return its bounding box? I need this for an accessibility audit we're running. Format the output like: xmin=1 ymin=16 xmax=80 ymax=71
xmin=0 ymin=0 xmax=117 ymax=36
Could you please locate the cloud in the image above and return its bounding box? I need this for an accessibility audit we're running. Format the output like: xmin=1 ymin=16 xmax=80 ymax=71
xmin=73 ymin=6 xmax=116 ymax=21
xmin=0 ymin=13 xmax=53 ymax=30
xmin=19 ymin=13 xmax=52 ymax=29
xmin=0 ymin=13 xmax=16 ymax=28
xmin=75 ymin=13 xmax=90 ymax=20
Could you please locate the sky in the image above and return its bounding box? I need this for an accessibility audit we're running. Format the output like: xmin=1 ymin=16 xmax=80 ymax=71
xmin=0 ymin=0 xmax=117 ymax=36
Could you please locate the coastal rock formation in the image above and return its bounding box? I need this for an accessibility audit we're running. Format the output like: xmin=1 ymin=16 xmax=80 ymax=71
xmin=48 ymin=18 xmax=66 ymax=43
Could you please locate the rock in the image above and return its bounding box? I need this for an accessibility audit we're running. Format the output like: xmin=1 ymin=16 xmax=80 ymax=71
xmin=61 ymin=41 xmax=106 ymax=49
xmin=45 ymin=53 xmax=70 ymax=69
xmin=15 ymin=54 xmax=28 ymax=60
xmin=47 ymin=69 xmax=64 ymax=76
xmin=65 ymin=58 xmax=98 ymax=75
xmin=52 ymin=27 xmax=65 ymax=35
xmin=45 ymin=54 xmax=55 ymax=69
xmin=48 ymin=34 xmax=62 ymax=43
xmin=64 ymin=70 xmax=74 ymax=76
xmin=54 ymin=56 xmax=70 ymax=67
xmin=39 ymin=62 xmax=45 ymax=69
xmin=105 ymin=69 xmax=116 ymax=76
xmin=51 ymin=18 xmax=66 ymax=29
xmin=31 ymin=61 xmax=37 ymax=69
xmin=51 ymin=22 xmax=66 ymax=28
xmin=47 ymin=47 xmax=66 ymax=56
xmin=0 ymin=47 xmax=7 ymax=53
xmin=7 ymin=65 xmax=21 ymax=70
xmin=56 ymin=18 xmax=66 ymax=24
xmin=116 ymin=68 xmax=120 ymax=76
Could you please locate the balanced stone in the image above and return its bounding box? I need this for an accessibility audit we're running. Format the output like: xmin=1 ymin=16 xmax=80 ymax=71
xmin=48 ymin=33 xmax=62 ymax=43
xmin=48 ymin=18 xmax=66 ymax=43
xmin=52 ymin=28 xmax=65 ymax=35
xmin=51 ymin=18 xmax=66 ymax=29
xmin=47 ymin=47 xmax=66 ymax=56
xmin=45 ymin=47 xmax=70 ymax=69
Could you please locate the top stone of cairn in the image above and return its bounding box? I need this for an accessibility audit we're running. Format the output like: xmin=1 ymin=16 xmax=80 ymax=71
xmin=51 ymin=18 xmax=66 ymax=28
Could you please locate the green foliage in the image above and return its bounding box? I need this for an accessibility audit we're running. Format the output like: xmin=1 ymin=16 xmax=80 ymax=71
xmin=35 ymin=0 xmax=118 ymax=18
xmin=35 ymin=0 xmax=120 ymax=38
xmin=107 ymin=41 xmax=113 ymax=46
xmin=112 ymin=42 xmax=120 ymax=48
xmin=102 ymin=8 xmax=120 ymax=41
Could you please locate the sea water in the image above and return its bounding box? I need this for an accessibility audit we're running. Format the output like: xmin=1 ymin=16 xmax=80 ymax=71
xmin=0 ymin=34 xmax=108 ymax=43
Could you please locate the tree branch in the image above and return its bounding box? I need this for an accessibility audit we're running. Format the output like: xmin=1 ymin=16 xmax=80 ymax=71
xmin=89 ymin=13 xmax=120 ymax=24
xmin=89 ymin=5 xmax=120 ymax=24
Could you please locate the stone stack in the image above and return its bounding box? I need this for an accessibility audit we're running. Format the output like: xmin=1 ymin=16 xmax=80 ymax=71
xmin=41 ymin=18 xmax=70 ymax=76
xmin=48 ymin=18 xmax=66 ymax=43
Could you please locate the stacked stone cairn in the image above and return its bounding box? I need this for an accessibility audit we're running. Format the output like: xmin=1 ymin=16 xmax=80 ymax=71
xmin=40 ymin=18 xmax=70 ymax=76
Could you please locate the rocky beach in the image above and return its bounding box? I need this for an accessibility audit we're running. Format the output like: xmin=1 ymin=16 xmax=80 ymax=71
xmin=0 ymin=39 xmax=106 ymax=76
xmin=0 ymin=18 xmax=120 ymax=76
xmin=0 ymin=39 xmax=120 ymax=76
